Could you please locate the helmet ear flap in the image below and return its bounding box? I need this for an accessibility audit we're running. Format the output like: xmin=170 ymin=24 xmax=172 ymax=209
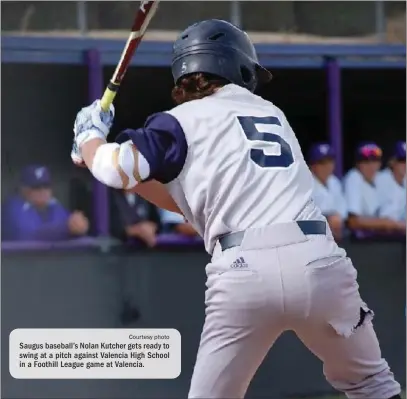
xmin=255 ymin=64 xmax=273 ymax=84
xmin=239 ymin=66 xmax=257 ymax=92
xmin=240 ymin=66 xmax=253 ymax=84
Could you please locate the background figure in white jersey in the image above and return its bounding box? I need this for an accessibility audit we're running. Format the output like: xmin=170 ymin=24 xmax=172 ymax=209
xmin=308 ymin=142 xmax=347 ymax=241
xmin=343 ymin=142 xmax=404 ymax=236
xmin=70 ymin=19 xmax=401 ymax=399
xmin=376 ymin=141 xmax=406 ymax=227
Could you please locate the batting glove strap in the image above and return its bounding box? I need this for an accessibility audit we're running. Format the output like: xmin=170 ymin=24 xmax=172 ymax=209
xmin=71 ymin=141 xmax=84 ymax=164
xmin=75 ymin=128 xmax=107 ymax=148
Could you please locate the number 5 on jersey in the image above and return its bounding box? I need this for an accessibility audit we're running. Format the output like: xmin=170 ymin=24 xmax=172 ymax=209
xmin=237 ymin=116 xmax=294 ymax=168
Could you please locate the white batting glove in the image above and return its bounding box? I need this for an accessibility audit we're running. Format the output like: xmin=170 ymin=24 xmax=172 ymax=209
xmin=74 ymin=99 xmax=115 ymax=146
xmin=71 ymin=100 xmax=115 ymax=166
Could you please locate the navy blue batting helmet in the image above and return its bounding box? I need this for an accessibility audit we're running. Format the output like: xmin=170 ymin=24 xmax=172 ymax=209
xmin=171 ymin=19 xmax=272 ymax=92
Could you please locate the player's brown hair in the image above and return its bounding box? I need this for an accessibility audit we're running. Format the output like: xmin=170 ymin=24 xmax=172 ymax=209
xmin=171 ymin=73 xmax=230 ymax=105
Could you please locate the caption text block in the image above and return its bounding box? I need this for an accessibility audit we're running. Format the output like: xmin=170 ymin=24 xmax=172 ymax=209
xmin=10 ymin=328 xmax=181 ymax=379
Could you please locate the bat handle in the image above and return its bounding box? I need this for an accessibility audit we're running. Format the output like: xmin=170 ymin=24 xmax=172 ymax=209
xmin=100 ymin=82 xmax=120 ymax=112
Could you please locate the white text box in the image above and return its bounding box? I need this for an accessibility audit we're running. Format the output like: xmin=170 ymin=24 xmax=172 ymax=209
xmin=10 ymin=328 xmax=181 ymax=379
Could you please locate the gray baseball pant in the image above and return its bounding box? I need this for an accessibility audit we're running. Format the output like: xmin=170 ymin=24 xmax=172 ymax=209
xmin=188 ymin=222 xmax=401 ymax=399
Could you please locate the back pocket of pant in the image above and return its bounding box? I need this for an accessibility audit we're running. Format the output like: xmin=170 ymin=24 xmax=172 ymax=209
xmin=217 ymin=269 xmax=259 ymax=279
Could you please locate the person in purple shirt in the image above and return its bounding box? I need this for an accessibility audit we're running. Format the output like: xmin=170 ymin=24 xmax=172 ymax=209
xmin=2 ymin=165 xmax=89 ymax=241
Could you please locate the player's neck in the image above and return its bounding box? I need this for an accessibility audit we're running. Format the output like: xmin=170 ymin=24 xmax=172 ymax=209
xmin=313 ymin=173 xmax=329 ymax=186
xmin=359 ymin=173 xmax=375 ymax=185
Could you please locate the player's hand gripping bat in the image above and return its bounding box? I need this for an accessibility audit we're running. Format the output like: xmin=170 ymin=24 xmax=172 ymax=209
xmin=100 ymin=0 xmax=160 ymax=112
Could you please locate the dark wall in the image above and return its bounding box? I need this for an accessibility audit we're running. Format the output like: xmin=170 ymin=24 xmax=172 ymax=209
xmin=342 ymin=68 xmax=406 ymax=170
xmin=1 ymin=64 xmax=89 ymax=204
xmin=2 ymin=243 xmax=405 ymax=399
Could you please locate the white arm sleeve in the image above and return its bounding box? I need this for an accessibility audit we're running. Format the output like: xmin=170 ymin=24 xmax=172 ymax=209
xmin=91 ymin=141 xmax=150 ymax=189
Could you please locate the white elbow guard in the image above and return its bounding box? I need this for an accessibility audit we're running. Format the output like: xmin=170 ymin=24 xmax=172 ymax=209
xmin=91 ymin=142 xmax=150 ymax=189
xmin=92 ymin=143 xmax=125 ymax=189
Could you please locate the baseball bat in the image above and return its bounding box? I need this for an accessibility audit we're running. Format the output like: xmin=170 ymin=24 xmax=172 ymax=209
xmin=100 ymin=1 xmax=160 ymax=112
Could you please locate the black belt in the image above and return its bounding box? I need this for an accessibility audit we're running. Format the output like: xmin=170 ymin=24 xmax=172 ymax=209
xmin=218 ymin=221 xmax=327 ymax=252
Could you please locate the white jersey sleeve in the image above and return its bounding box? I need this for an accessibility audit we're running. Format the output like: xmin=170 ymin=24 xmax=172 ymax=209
xmin=328 ymin=175 xmax=348 ymax=219
xmin=312 ymin=176 xmax=337 ymax=216
xmin=115 ymin=112 xmax=188 ymax=185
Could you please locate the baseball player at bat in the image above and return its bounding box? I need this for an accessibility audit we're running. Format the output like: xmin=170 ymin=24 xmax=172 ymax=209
xmin=71 ymin=20 xmax=401 ymax=399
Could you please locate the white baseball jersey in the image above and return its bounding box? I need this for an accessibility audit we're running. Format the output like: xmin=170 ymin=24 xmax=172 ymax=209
xmin=312 ymin=174 xmax=348 ymax=219
xmin=343 ymin=168 xmax=381 ymax=217
xmin=376 ymin=168 xmax=406 ymax=221
xmin=117 ymin=84 xmax=324 ymax=253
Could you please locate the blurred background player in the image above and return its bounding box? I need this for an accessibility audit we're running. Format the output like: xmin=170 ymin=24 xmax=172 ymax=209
xmin=2 ymin=165 xmax=89 ymax=241
xmin=376 ymin=141 xmax=406 ymax=229
xmin=343 ymin=142 xmax=404 ymax=235
xmin=308 ymin=142 xmax=347 ymax=241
